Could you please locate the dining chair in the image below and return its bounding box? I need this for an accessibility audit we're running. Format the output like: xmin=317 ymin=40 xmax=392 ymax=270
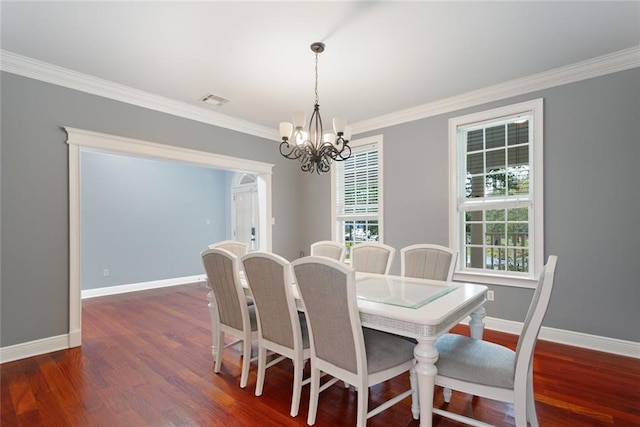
xmin=350 ymin=242 xmax=396 ymax=275
xmin=433 ymin=255 xmax=558 ymax=427
xmin=201 ymin=248 xmax=258 ymax=388
xmin=400 ymin=243 xmax=458 ymax=281
xmin=310 ymin=240 xmax=346 ymax=262
xmin=292 ymin=256 xmax=418 ymax=427
xmin=242 ymin=252 xmax=311 ymax=417
xmin=208 ymin=240 xmax=248 ymax=258
xmin=209 ymin=239 xmax=253 ymax=304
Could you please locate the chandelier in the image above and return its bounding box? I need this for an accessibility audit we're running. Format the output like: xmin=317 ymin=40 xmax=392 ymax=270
xmin=279 ymin=42 xmax=352 ymax=174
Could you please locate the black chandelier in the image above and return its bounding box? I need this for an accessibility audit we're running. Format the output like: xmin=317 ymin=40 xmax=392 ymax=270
xmin=279 ymin=42 xmax=352 ymax=174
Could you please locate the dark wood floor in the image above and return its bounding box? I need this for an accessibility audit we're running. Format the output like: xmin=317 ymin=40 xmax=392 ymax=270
xmin=2 ymin=282 xmax=639 ymax=426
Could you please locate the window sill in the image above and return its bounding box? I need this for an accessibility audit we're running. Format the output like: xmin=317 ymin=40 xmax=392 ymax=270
xmin=453 ymin=271 xmax=537 ymax=289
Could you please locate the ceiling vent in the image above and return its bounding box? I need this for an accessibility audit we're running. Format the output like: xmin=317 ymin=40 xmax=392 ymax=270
xmin=200 ymin=93 xmax=229 ymax=106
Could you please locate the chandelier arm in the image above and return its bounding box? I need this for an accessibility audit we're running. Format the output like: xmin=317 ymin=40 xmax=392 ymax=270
xmin=279 ymin=140 xmax=304 ymax=160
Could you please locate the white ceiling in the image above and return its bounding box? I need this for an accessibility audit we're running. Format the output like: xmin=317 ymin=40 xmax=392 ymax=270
xmin=1 ymin=1 xmax=639 ymax=135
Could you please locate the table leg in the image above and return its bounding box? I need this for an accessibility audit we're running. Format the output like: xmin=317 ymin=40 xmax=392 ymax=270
xmin=469 ymin=305 xmax=486 ymax=340
xmin=414 ymin=338 xmax=439 ymax=427
xmin=206 ymin=290 xmax=218 ymax=360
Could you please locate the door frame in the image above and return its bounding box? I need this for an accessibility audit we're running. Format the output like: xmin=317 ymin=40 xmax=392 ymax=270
xmin=65 ymin=127 xmax=273 ymax=347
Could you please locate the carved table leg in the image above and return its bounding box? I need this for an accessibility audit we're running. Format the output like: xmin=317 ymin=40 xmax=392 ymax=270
xmin=469 ymin=305 xmax=486 ymax=340
xmin=414 ymin=338 xmax=439 ymax=427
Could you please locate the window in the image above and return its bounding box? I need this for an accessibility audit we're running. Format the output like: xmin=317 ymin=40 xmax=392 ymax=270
xmin=332 ymin=135 xmax=383 ymax=259
xmin=449 ymin=99 xmax=543 ymax=287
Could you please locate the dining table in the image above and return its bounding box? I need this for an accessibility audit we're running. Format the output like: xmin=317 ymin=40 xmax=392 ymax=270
xmin=208 ymin=270 xmax=487 ymax=427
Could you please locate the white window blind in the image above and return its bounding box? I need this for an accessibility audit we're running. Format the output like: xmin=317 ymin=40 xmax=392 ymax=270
xmin=332 ymin=136 xmax=383 ymax=258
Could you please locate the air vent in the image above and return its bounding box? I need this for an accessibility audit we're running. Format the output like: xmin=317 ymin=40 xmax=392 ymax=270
xmin=200 ymin=93 xmax=229 ymax=106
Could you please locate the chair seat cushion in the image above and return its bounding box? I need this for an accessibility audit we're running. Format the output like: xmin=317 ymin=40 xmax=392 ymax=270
xmin=363 ymin=328 xmax=416 ymax=374
xmin=435 ymin=333 xmax=515 ymax=388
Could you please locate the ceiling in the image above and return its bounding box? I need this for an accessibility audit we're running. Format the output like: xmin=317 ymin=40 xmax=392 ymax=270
xmin=1 ymin=1 xmax=639 ymax=136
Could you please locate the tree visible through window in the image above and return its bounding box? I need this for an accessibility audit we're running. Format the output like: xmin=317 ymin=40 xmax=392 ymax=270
xmin=450 ymin=99 xmax=543 ymax=285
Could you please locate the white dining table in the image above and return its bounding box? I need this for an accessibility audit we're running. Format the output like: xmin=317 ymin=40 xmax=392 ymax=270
xmin=351 ymin=273 xmax=487 ymax=427
xmin=208 ymin=270 xmax=487 ymax=427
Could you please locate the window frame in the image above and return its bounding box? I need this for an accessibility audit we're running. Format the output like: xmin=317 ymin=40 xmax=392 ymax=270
xmin=331 ymin=135 xmax=384 ymax=256
xmin=448 ymin=99 xmax=544 ymax=288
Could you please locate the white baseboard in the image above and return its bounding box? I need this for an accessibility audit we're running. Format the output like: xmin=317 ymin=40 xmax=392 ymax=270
xmin=81 ymin=274 xmax=207 ymax=299
xmin=464 ymin=316 xmax=640 ymax=359
xmin=0 ymin=333 xmax=71 ymax=364
xmin=4 ymin=290 xmax=638 ymax=364
xmin=1 ymin=275 xmax=207 ymax=363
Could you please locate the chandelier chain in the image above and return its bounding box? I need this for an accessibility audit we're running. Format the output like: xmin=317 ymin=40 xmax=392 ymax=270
xmin=314 ymin=51 xmax=319 ymax=105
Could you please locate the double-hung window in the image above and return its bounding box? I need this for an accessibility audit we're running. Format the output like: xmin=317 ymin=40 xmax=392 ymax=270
xmin=332 ymin=135 xmax=383 ymax=259
xmin=449 ymin=99 xmax=543 ymax=287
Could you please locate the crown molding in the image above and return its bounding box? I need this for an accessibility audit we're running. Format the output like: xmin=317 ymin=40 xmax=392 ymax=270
xmin=0 ymin=50 xmax=280 ymax=141
xmin=351 ymin=45 xmax=640 ymax=135
xmin=2 ymin=46 xmax=638 ymax=139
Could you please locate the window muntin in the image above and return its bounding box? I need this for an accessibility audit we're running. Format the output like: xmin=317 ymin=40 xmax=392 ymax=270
xmin=450 ymin=99 xmax=543 ymax=286
xmin=332 ymin=136 xmax=383 ymax=259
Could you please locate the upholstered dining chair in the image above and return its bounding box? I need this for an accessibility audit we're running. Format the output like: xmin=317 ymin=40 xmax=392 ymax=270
xmin=208 ymin=240 xmax=248 ymax=258
xmin=433 ymin=255 xmax=558 ymax=427
xmin=242 ymin=252 xmax=311 ymax=417
xmin=400 ymin=243 xmax=458 ymax=281
xmin=350 ymin=242 xmax=396 ymax=275
xmin=310 ymin=240 xmax=346 ymax=262
xmin=292 ymin=256 xmax=417 ymax=426
xmin=201 ymin=248 xmax=258 ymax=388
xmin=209 ymin=239 xmax=253 ymax=304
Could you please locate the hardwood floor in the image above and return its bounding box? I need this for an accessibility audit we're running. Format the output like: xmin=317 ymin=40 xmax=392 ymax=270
xmin=2 ymin=283 xmax=639 ymax=426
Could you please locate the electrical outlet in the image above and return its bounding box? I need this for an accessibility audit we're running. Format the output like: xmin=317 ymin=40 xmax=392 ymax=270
xmin=486 ymin=290 xmax=495 ymax=301
xmin=103 ymin=269 xmax=110 ymax=277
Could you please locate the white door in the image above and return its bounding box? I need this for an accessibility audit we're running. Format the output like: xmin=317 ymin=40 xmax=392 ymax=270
xmin=231 ymin=174 xmax=259 ymax=251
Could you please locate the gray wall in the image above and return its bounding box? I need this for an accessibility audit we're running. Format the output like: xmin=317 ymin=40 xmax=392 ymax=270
xmin=1 ymin=72 xmax=303 ymax=347
xmin=1 ymin=67 xmax=639 ymax=349
xmin=81 ymin=151 xmax=232 ymax=289
xmin=300 ymin=68 xmax=640 ymax=343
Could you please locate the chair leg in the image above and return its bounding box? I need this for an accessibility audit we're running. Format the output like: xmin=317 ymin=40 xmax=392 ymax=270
xmin=290 ymin=359 xmax=303 ymax=417
xmin=410 ymin=365 xmax=420 ymax=419
xmin=307 ymin=367 xmax=321 ymax=426
xmin=239 ymin=338 xmax=252 ymax=388
xmin=356 ymin=383 xmax=368 ymax=427
xmin=255 ymin=345 xmax=267 ymax=396
xmin=213 ymin=331 xmax=224 ymax=373
xmin=526 ymin=369 xmax=539 ymax=427
xmin=443 ymin=387 xmax=452 ymax=403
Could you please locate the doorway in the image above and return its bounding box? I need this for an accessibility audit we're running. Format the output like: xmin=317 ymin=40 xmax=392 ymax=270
xmin=66 ymin=127 xmax=273 ymax=347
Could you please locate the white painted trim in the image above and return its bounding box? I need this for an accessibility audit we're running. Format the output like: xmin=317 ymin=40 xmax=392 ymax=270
xmin=0 ymin=50 xmax=280 ymax=142
xmin=65 ymin=127 xmax=274 ymax=349
xmin=81 ymin=275 xmax=207 ymax=299
xmin=461 ymin=316 xmax=640 ymax=359
xmin=351 ymin=45 xmax=640 ymax=135
xmin=2 ymin=46 xmax=637 ymax=140
xmin=64 ymin=127 xmax=274 ymax=174
xmin=0 ymin=334 xmax=70 ymax=364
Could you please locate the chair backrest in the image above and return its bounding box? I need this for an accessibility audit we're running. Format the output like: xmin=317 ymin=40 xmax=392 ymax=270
xmin=242 ymin=252 xmax=301 ymax=350
xmin=400 ymin=243 xmax=458 ymax=281
xmin=292 ymin=256 xmax=364 ymax=375
xmin=350 ymin=242 xmax=396 ymax=274
xmin=201 ymin=248 xmax=249 ymax=331
xmin=514 ymin=255 xmax=558 ymax=385
xmin=208 ymin=240 xmax=248 ymax=258
xmin=310 ymin=240 xmax=346 ymax=262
